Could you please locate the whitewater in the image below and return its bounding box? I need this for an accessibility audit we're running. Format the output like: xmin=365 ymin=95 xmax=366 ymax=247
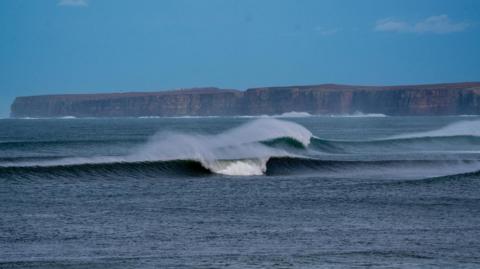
xmin=2 ymin=115 xmax=480 ymax=268
xmin=2 ymin=117 xmax=480 ymax=178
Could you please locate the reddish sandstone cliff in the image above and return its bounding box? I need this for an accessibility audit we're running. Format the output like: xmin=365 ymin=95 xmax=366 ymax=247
xmin=10 ymin=83 xmax=480 ymax=117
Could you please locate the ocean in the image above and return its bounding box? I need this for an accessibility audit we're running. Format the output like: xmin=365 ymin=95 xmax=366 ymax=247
xmin=1 ymin=115 xmax=479 ymax=268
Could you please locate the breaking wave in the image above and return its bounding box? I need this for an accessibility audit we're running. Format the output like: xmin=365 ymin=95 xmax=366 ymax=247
xmin=0 ymin=119 xmax=312 ymax=176
xmin=310 ymin=120 xmax=480 ymax=154
xmin=388 ymin=120 xmax=480 ymax=139
xmin=275 ymin=111 xmax=313 ymax=118
xmin=326 ymin=112 xmax=387 ymax=118
xmin=1 ymin=157 xmax=480 ymax=181
xmin=310 ymin=136 xmax=480 ymax=154
xmin=2 ymin=119 xmax=480 ymax=178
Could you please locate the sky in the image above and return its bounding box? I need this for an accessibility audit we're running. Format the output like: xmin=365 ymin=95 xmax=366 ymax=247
xmin=0 ymin=0 xmax=479 ymax=117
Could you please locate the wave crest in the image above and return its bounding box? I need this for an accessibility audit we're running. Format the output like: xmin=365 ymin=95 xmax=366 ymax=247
xmin=390 ymin=120 xmax=480 ymax=139
xmin=0 ymin=119 xmax=312 ymax=176
xmin=3 ymin=157 xmax=480 ymax=181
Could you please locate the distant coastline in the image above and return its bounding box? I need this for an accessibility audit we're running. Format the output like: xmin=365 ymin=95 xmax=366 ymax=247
xmin=10 ymin=82 xmax=480 ymax=117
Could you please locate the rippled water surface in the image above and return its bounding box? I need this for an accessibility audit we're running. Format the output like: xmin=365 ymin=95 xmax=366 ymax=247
xmin=1 ymin=116 xmax=480 ymax=268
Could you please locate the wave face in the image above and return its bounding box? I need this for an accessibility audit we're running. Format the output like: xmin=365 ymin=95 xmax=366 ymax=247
xmin=388 ymin=120 xmax=480 ymax=139
xmin=1 ymin=118 xmax=480 ymax=179
xmin=3 ymin=116 xmax=480 ymax=268
xmin=0 ymin=119 xmax=312 ymax=176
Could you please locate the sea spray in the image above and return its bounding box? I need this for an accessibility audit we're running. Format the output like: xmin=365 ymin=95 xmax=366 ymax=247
xmin=130 ymin=118 xmax=312 ymax=175
xmin=3 ymin=118 xmax=480 ymax=178
xmin=0 ymin=118 xmax=312 ymax=176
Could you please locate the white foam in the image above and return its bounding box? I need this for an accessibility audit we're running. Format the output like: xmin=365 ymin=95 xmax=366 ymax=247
xmin=1 ymin=118 xmax=312 ymax=176
xmin=138 ymin=112 xmax=384 ymax=119
xmin=138 ymin=115 xmax=221 ymax=119
xmin=208 ymin=159 xmax=267 ymax=176
xmin=14 ymin=116 xmax=78 ymax=120
xmin=327 ymin=111 xmax=387 ymax=118
xmin=234 ymin=111 xmax=312 ymax=118
xmin=17 ymin=117 xmax=41 ymax=120
xmin=138 ymin=116 xmax=162 ymax=119
xmin=390 ymin=120 xmax=480 ymax=139
xmin=232 ymin=115 xmax=270 ymax=118
xmin=129 ymin=118 xmax=312 ymax=175
xmin=275 ymin=111 xmax=313 ymax=118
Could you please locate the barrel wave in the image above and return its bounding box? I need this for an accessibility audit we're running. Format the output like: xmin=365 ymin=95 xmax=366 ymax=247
xmin=0 ymin=119 xmax=311 ymax=176
xmin=1 ymin=118 xmax=480 ymax=179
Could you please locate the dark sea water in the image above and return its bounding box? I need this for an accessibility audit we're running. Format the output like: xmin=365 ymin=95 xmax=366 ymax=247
xmin=1 ymin=115 xmax=480 ymax=268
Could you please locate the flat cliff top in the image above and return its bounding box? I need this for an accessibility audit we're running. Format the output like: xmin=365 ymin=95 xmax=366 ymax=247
xmin=13 ymin=82 xmax=480 ymax=102
xmin=10 ymin=81 xmax=480 ymax=117
xmin=247 ymin=82 xmax=480 ymax=92
xmin=16 ymin=87 xmax=241 ymax=101
xmin=13 ymin=82 xmax=480 ymax=100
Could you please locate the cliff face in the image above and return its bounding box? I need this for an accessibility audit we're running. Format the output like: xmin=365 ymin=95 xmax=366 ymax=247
xmin=10 ymin=83 xmax=480 ymax=117
xmin=241 ymin=83 xmax=480 ymax=116
xmin=11 ymin=88 xmax=243 ymax=118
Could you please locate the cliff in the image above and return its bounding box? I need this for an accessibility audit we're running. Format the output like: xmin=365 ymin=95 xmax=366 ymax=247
xmin=10 ymin=82 xmax=480 ymax=117
xmin=11 ymin=88 xmax=243 ymax=118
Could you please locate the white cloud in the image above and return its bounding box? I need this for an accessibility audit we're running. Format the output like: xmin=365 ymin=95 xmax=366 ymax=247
xmin=375 ymin=15 xmax=468 ymax=34
xmin=374 ymin=18 xmax=409 ymax=32
xmin=58 ymin=0 xmax=88 ymax=7
xmin=413 ymin=15 xmax=468 ymax=34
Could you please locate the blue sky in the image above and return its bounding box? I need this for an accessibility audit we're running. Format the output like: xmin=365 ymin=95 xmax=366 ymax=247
xmin=1 ymin=0 xmax=479 ymax=117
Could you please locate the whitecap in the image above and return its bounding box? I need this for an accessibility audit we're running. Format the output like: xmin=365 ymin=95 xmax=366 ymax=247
xmin=390 ymin=120 xmax=480 ymax=139
xmin=0 ymin=118 xmax=312 ymax=176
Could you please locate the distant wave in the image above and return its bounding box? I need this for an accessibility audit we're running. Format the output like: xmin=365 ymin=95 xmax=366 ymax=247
xmin=233 ymin=111 xmax=387 ymax=118
xmin=225 ymin=112 xmax=313 ymax=118
xmin=16 ymin=116 xmax=78 ymax=120
xmin=305 ymin=120 xmax=480 ymax=154
xmin=139 ymin=112 xmax=314 ymax=119
xmin=275 ymin=111 xmax=313 ymax=118
xmin=16 ymin=117 xmax=41 ymax=120
xmin=234 ymin=111 xmax=385 ymax=118
xmin=12 ymin=112 xmax=389 ymax=120
xmin=138 ymin=115 xmax=222 ymax=119
xmin=310 ymin=136 xmax=480 ymax=154
xmin=388 ymin=120 xmax=480 ymax=139
xmin=138 ymin=116 xmax=162 ymax=119
xmin=325 ymin=111 xmax=387 ymax=118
